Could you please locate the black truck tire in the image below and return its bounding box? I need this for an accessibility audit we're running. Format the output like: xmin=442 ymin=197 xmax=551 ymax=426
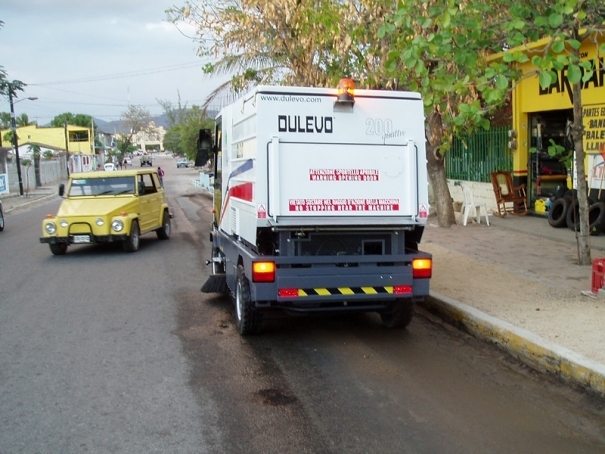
xmin=566 ymin=198 xmax=595 ymax=231
xmin=589 ymin=201 xmax=605 ymax=236
xmin=548 ymin=197 xmax=570 ymax=228
xmin=380 ymin=299 xmax=414 ymax=328
xmin=234 ymin=265 xmax=263 ymax=335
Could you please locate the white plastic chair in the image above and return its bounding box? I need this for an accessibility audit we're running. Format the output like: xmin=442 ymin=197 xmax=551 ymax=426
xmin=461 ymin=185 xmax=490 ymax=226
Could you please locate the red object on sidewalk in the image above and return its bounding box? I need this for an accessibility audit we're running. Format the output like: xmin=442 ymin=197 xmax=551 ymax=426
xmin=591 ymin=258 xmax=605 ymax=293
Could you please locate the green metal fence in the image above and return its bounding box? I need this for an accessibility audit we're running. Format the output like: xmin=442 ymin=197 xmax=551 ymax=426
xmin=445 ymin=127 xmax=512 ymax=183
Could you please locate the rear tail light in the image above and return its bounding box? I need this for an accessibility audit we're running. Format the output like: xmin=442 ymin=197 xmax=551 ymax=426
xmin=252 ymin=261 xmax=275 ymax=282
xmin=412 ymin=258 xmax=432 ymax=278
xmin=393 ymin=285 xmax=413 ymax=294
xmin=278 ymin=288 xmax=299 ymax=298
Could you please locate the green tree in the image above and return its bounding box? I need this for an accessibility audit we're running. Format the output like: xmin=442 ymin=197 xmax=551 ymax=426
xmin=0 ymin=78 xmax=27 ymax=149
xmin=16 ymin=113 xmax=35 ymax=127
xmin=50 ymin=113 xmax=95 ymax=129
xmin=28 ymin=144 xmax=42 ymax=187
xmin=378 ymin=0 xmax=519 ymax=227
xmin=502 ymin=1 xmax=605 ymax=265
xmin=166 ymin=0 xmax=387 ymax=107
xmin=157 ymin=94 xmax=189 ymax=129
xmin=163 ymin=126 xmax=184 ymax=156
xmin=116 ymin=105 xmax=153 ymax=160
xmin=0 ymin=112 xmax=11 ymax=129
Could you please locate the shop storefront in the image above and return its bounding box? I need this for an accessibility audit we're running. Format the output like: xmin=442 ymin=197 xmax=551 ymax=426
xmin=510 ymin=34 xmax=605 ymax=215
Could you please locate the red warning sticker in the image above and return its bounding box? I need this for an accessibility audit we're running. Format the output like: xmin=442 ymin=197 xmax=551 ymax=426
xmin=309 ymin=169 xmax=379 ymax=181
xmin=257 ymin=204 xmax=267 ymax=219
xmin=289 ymin=198 xmax=399 ymax=212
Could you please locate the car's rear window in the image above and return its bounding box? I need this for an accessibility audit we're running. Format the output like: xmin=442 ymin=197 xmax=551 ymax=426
xmin=69 ymin=176 xmax=136 ymax=196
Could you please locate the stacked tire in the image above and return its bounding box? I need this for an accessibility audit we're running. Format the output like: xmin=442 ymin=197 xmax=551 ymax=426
xmin=548 ymin=192 xmax=605 ymax=235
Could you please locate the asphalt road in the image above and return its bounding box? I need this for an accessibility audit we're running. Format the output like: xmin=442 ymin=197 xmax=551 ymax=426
xmin=1 ymin=155 xmax=605 ymax=453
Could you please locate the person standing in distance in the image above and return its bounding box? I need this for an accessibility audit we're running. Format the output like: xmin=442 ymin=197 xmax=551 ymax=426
xmin=157 ymin=166 xmax=165 ymax=187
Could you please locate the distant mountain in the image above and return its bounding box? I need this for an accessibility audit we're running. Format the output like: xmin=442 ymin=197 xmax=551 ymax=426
xmin=94 ymin=111 xmax=218 ymax=134
xmin=93 ymin=114 xmax=168 ymax=134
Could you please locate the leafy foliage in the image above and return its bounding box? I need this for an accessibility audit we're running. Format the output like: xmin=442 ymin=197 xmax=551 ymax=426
xmin=167 ymin=0 xmax=394 ymax=108
xmin=116 ymin=105 xmax=154 ymax=158
xmin=50 ymin=113 xmax=95 ymax=128
xmin=160 ymin=104 xmax=213 ymax=161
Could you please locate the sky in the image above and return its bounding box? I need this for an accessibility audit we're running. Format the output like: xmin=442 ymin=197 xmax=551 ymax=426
xmin=0 ymin=0 xmax=225 ymax=126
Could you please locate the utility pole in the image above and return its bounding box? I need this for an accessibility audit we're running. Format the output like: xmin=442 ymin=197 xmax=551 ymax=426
xmin=1 ymin=79 xmax=36 ymax=196
xmin=8 ymin=88 xmax=24 ymax=196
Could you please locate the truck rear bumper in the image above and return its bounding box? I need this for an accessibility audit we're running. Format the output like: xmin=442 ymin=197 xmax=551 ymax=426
xmin=256 ymin=295 xmax=424 ymax=314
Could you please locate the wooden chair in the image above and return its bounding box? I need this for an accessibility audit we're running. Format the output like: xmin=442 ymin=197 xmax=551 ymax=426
xmin=490 ymin=171 xmax=528 ymax=217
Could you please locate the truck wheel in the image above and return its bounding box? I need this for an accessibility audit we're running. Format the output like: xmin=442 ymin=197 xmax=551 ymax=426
xmin=380 ymin=299 xmax=414 ymax=328
xmin=49 ymin=243 xmax=67 ymax=255
xmin=234 ymin=265 xmax=263 ymax=335
xmin=156 ymin=209 xmax=171 ymax=239
xmin=123 ymin=220 xmax=140 ymax=252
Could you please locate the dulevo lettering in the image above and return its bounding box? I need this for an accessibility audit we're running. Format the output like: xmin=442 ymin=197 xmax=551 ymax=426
xmin=278 ymin=115 xmax=333 ymax=133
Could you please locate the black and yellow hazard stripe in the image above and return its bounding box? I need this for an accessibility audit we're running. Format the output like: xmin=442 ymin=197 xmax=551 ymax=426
xmin=297 ymin=286 xmax=394 ymax=297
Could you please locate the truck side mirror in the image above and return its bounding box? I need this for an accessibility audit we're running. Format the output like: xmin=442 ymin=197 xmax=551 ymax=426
xmin=58 ymin=183 xmax=65 ymax=197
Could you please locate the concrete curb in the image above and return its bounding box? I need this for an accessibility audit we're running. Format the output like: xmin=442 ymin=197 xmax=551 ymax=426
xmin=420 ymin=292 xmax=605 ymax=397
xmin=3 ymin=192 xmax=56 ymax=214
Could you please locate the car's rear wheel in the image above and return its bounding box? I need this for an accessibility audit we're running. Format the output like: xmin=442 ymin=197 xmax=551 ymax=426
xmin=156 ymin=209 xmax=171 ymax=239
xmin=123 ymin=220 xmax=140 ymax=252
xmin=49 ymin=243 xmax=67 ymax=255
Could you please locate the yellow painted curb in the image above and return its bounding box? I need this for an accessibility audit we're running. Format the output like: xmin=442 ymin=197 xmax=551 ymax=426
xmin=421 ymin=292 xmax=605 ymax=397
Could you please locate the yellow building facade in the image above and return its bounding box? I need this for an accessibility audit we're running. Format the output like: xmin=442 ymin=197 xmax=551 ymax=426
xmin=0 ymin=124 xmax=94 ymax=155
xmin=510 ymin=34 xmax=605 ymax=209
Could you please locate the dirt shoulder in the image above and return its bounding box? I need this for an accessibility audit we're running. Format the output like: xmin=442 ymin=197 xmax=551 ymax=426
xmin=421 ymin=221 xmax=605 ymax=365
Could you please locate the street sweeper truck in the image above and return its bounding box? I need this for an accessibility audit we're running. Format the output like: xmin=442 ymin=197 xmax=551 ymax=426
xmin=201 ymin=78 xmax=433 ymax=335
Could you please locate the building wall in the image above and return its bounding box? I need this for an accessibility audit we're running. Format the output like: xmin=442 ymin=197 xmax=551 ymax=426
xmin=1 ymin=155 xmax=68 ymax=194
xmin=0 ymin=124 xmax=94 ymax=155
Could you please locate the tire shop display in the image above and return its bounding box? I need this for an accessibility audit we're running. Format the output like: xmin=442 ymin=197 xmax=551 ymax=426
xmin=548 ymin=193 xmax=605 ymax=235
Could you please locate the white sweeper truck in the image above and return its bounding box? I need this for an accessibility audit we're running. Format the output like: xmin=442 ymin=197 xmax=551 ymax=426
xmin=201 ymin=78 xmax=433 ymax=335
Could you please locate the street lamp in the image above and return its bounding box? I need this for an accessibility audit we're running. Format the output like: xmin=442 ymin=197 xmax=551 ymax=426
xmin=8 ymin=91 xmax=38 ymax=196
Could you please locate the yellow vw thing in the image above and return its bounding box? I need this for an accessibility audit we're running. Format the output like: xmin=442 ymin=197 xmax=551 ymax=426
xmin=40 ymin=168 xmax=171 ymax=255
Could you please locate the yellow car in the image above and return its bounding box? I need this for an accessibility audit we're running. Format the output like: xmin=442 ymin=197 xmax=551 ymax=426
xmin=40 ymin=168 xmax=171 ymax=255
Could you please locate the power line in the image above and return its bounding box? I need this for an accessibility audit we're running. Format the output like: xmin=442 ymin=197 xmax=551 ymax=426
xmin=30 ymin=61 xmax=204 ymax=86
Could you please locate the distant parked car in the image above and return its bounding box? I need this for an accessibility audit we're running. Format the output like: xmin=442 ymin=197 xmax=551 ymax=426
xmin=176 ymin=158 xmax=189 ymax=168
xmin=0 ymin=199 xmax=4 ymax=232
xmin=104 ymin=163 xmax=116 ymax=171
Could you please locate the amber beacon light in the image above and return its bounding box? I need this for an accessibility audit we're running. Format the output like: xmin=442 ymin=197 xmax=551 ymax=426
xmin=336 ymin=78 xmax=355 ymax=104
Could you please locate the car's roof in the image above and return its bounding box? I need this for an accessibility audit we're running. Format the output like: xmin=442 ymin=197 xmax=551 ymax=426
xmin=71 ymin=169 xmax=157 ymax=178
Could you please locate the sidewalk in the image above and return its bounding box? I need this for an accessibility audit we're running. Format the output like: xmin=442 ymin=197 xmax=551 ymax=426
xmin=420 ymin=213 xmax=605 ymax=397
xmin=1 ymin=184 xmax=60 ymax=213
xmin=5 ymin=182 xmax=605 ymax=396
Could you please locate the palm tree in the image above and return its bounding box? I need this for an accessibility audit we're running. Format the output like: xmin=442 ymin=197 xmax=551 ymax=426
xmin=16 ymin=113 xmax=35 ymax=127
xmin=28 ymin=144 xmax=42 ymax=187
